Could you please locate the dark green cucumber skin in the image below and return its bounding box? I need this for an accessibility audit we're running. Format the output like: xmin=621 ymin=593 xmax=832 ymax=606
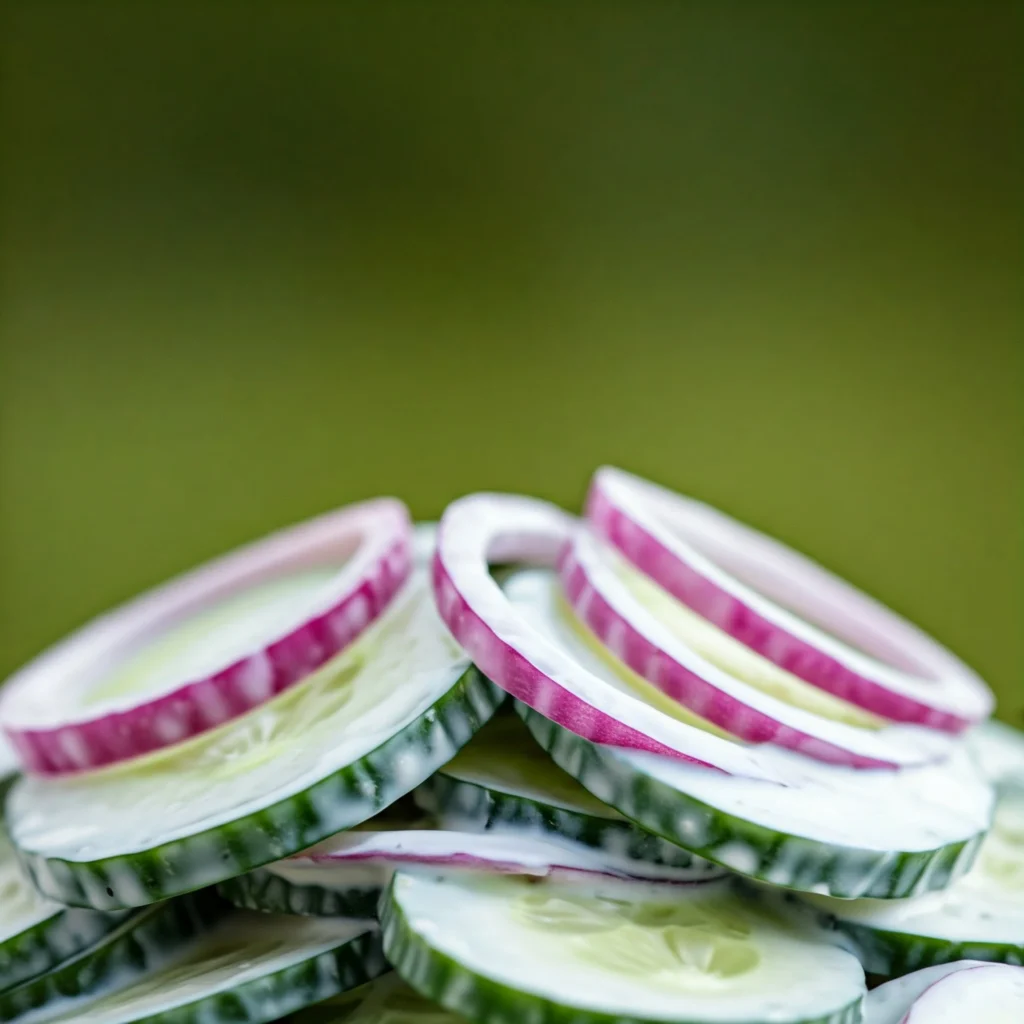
xmin=380 ymin=877 xmax=862 ymax=1024
xmin=820 ymin=917 xmax=1024 ymax=977
xmin=0 ymin=890 xmax=225 ymax=1021
xmin=218 ymin=868 xmax=381 ymax=920
xmin=516 ymin=703 xmax=983 ymax=900
xmin=12 ymin=669 xmax=504 ymax=911
xmin=122 ymin=928 xmax=388 ymax=1024
xmin=0 ymin=901 xmax=131 ymax=994
xmin=415 ymin=772 xmax=705 ymax=872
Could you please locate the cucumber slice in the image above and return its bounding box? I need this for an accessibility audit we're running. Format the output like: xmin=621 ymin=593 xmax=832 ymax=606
xmin=865 ymin=961 xmax=1024 ymax=1023
xmin=561 ymin=531 xmax=949 ymax=769
xmin=31 ymin=911 xmax=387 ymax=1024
xmin=5 ymin=578 xmax=504 ymax=909
xmin=800 ymin=792 xmax=1024 ymax=973
xmin=586 ymin=467 xmax=992 ymax=732
xmin=0 ymin=499 xmax=412 ymax=774
xmin=509 ymin=570 xmax=991 ymax=898
xmin=417 ymin=715 xmax=717 ymax=873
xmin=0 ymin=890 xmax=222 ymax=1022
xmin=292 ymin=974 xmax=465 ymax=1023
xmin=382 ymin=872 xmax=865 ymax=1024
xmin=216 ymin=866 xmax=381 ymax=920
xmin=1 ymin=832 xmax=130 ymax=993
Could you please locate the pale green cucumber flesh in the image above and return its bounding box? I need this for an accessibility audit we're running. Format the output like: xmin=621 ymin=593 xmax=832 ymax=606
xmin=416 ymin=716 xmax=709 ymax=873
xmin=8 ymin=663 xmax=502 ymax=910
xmin=382 ymin=871 xmax=865 ymax=1024
xmin=36 ymin=910 xmax=387 ymax=1024
xmin=516 ymin=703 xmax=983 ymax=899
xmin=0 ymin=890 xmax=224 ymax=1022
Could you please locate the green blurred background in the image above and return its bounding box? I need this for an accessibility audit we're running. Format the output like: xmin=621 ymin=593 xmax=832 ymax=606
xmin=1 ymin=2 xmax=1020 ymax=718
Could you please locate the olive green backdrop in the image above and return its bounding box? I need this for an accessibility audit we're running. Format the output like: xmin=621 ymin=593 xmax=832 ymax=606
xmin=1 ymin=3 xmax=1020 ymax=718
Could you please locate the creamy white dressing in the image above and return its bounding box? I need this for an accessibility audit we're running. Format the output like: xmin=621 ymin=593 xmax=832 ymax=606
xmin=509 ymin=571 xmax=993 ymax=853
xmin=865 ymin=962 xmax=1024 ymax=1024
xmin=38 ymin=912 xmax=376 ymax=1024
xmin=805 ymin=794 xmax=1024 ymax=942
xmin=7 ymin=578 xmax=471 ymax=860
xmin=390 ymin=873 xmax=864 ymax=1022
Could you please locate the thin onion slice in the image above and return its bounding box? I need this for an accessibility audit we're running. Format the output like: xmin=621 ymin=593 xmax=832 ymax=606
xmin=288 ymin=826 xmax=720 ymax=886
xmin=586 ymin=467 xmax=992 ymax=732
xmin=433 ymin=492 xmax=769 ymax=775
xmin=561 ymin=530 xmax=952 ymax=769
xmin=1 ymin=499 xmax=412 ymax=774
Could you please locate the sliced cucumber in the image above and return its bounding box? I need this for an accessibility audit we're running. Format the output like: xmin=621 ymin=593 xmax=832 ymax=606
xmin=416 ymin=714 xmax=717 ymax=873
xmin=1 ymin=832 xmax=130 ymax=993
xmin=865 ymin=961 xmax=1024 ymax=1023
xmin=382 ymin=872 xmax=865 ymax=1024
xmin=509 ymin=570 xmax=991 ymax=898
xmin=217 ymin=801 xmax=433 ymax=917
xmin=32 ymin=911 xmax=387 ymax=1024
xmin=216 ymin=866 xmax=381 ymax=920
xmin=801 ymin=792 xmax=1024 ymax=974
xmin=0 ymin=890 xmax=222 ymax=1022
xmin=292 ymin=974 xmax=466 ymax=1023
xmin=5 ymin=578 xmax=504 ymax=909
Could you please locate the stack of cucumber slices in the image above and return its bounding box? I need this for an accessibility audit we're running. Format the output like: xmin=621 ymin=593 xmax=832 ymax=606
xmin=0 ymin=470 xmax=1018 ymax=1024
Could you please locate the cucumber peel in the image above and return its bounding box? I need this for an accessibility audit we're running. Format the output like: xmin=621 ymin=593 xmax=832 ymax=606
xmin=33 ymin=911 xmax=387 ymax=1024
xmin=1 ymin=832 xmax=129 ymax=993
xmin=382 ymin=872 xmax=865 ymax=1024
xmin=801 ymin=792 xmax=1024 ymax=973
xmin=6 ymin=580 xmax=504 ymax=909
xmin=291 ymin=974 xmax=466 ymax=1023
xmin=417 ymin=714 xmax=717 ymax=874
xmin=0 ymin=890 xmax=223 ymax=1022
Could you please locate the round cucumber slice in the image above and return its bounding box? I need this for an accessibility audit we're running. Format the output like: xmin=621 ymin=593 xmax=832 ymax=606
xmin=5 ymin=578 xmax=504 ymax=909
xmin=382 ymin=872 xmax=866 ymax=1024
xmin=417 ymin=715 xmax=718 ymax=874
xmin=292 ymin=974 xmax=465 ymax=1023
xmin=509 ymin=569 xmax=991 ymax=898
xmin=865 ymin=961 xmax=1024 ymax=1024
xmin=0 ymin=890 xmax=222 ymax=1022
xmin=1 ymin=499 xmax=412 ymax=774
xmin=561 ymin=531 xmax=949 ymax=769
xmin=586 ymin=467 xmax=992 ymax=731
xmin=1 ymin=832 xmax=130 ymax=993
xmin=30 ymin=911 xmax=387 ymax=1024
xmin=801 ymin=792 xmax=1024 ymax=973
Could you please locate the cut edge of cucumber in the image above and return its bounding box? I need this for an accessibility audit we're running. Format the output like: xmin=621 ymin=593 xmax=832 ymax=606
xmin=0 ymin=889 xmax=224 ymax=1022
xmin=217 ymin=867 xmax=381 ymax=920
xmin=12 ymin=667 xmax=505 ymax=910
xmin=416 ymin=771 xmax=713 ymax=873
xmin=516 ymin=703 xmax=983 ymax=900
